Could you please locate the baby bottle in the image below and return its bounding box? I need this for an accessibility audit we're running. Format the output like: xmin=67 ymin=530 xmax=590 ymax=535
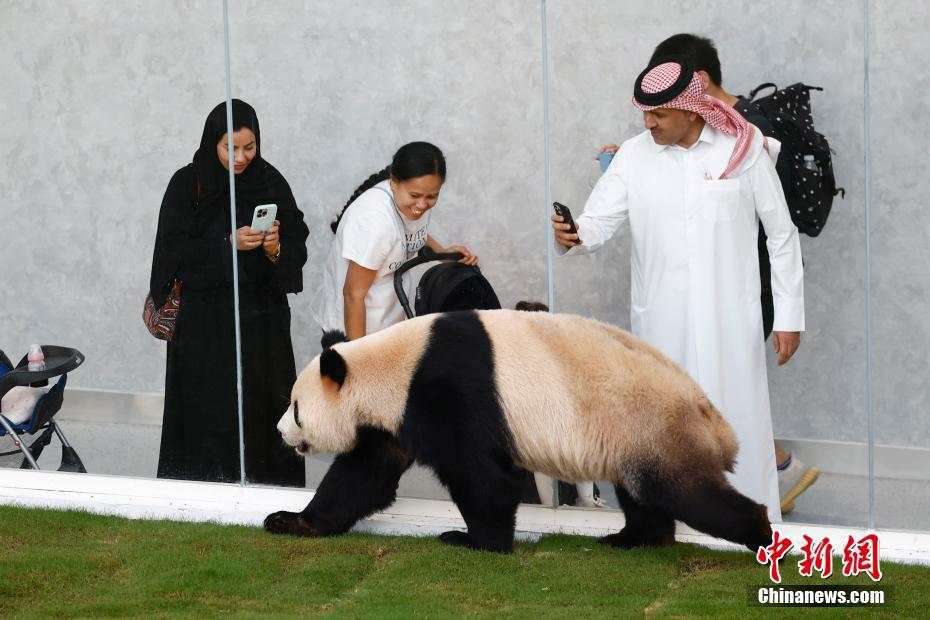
xmin=27 ymin=344 xmax=46 ymax=372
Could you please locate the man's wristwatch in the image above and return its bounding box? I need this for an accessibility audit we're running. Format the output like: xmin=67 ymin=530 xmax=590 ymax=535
xmin=267 ymin=244 xmax=281 ymax=263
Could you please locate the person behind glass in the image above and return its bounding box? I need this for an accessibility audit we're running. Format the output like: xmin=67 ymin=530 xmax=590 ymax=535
xmin=315 ymin=141 xmax=478 ymax=341
xmin=149 ymin=99 xmax=309 ymax=486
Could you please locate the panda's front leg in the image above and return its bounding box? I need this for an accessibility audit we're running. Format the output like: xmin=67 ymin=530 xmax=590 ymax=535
xmin=264 ymin=426 xmax=412 ymax=538
xmin=434 ymin=459 xmax=523 ymax=553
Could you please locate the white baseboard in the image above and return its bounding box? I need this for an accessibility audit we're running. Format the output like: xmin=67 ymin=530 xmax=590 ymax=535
xmin=0 ymin=469 xmax=928 ymax=566
xmin=779 ymin=438 xmax=930 ymax=481
xmin=61 ymin=387 xmax=164 ymax=425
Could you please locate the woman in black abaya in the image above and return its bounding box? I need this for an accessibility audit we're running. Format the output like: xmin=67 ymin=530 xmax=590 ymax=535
xmin=149 ymin=99 xmax=308 ymax=486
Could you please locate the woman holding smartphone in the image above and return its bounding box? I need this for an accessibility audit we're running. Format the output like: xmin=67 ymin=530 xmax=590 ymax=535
xmin=149 ymin=99 xmax=309 ymax=486
xmin=314 ymin=141 xmax=478 ymax=340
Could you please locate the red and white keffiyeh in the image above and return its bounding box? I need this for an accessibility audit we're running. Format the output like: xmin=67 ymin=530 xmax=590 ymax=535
xmin=633 ymin=61 xmax=753 ymax=179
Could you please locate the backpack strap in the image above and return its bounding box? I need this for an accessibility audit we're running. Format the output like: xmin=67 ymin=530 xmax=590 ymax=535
xmin=749 ymin=83 xmax=778 ymax=100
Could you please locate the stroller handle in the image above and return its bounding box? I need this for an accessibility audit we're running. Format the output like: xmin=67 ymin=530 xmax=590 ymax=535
xmin=393 ymin=246 xmax=464 ymax=320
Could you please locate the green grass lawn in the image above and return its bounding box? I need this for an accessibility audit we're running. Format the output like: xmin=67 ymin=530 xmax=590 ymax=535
xmin=1 ymin=505 xmax=926 ymax=618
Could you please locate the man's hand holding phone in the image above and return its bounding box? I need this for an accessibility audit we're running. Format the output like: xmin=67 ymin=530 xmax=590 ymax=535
xmin=552 ymin=202 xmax=581 ymax=249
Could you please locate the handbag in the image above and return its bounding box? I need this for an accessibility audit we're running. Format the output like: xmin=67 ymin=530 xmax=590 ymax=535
xmin=143 ymin=280 xmax=182 ymax=341
xmin=143 ymin=173 xmax=199 ymax=341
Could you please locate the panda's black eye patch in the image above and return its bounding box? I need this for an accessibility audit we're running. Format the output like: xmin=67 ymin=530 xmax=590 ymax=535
xmin=293 ymin=400 xmax=301 ymax=428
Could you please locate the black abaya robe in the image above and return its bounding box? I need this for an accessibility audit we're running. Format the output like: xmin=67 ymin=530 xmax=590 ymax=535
xmin=149 ymin=100 xmax=309 ymax=486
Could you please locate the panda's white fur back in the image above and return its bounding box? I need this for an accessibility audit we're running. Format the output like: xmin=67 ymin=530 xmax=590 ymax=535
xmin=478 ymin=310 xmax=736 ymax=483
xmin=286 ymin=309 xmax=735 ymax=487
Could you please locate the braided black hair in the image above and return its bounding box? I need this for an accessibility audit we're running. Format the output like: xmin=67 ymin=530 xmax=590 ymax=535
xmin=330 ymin=141 xmax=446 ymax=234
xmin=330 ymin=167 xmax=390 ymax=233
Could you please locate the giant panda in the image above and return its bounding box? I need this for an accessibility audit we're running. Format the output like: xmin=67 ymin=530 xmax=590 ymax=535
xmin=264 ymin=309 xmax=772 ymax=553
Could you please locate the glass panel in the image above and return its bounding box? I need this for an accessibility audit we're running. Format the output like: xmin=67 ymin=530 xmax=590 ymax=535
xmin=0 ymin=2 xmax=238 ymax=482
xmin=547 ymin=0 xmax=869 ymax=529
xmin=228 ymin=1 xmax=547 ymax=501
xmin=868 ymin=0 xmax=930 ymax=532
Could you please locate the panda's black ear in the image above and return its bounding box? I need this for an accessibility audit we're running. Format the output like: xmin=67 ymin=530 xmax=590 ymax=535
xmin=321 ymin=330 xmax=348 ymax=350
xmin=319 ymin=348 xmax=347 ymax=390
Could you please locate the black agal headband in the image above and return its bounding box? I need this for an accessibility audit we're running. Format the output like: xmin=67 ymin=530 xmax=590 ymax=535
xmin=633 ymin=59 xmax=694 ymax=107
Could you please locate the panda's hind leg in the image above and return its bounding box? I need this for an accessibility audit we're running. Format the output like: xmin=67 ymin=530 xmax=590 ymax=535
xmin=631 ymin=465 xmax=772 ymax=552
xmin=661 ymin=476 xmax=773 ymax=552
xmin=599 ymin=483 xmax=676 ymax=549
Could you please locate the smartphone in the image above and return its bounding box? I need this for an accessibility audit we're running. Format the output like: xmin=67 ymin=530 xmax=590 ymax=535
xmin=250 ymin=204 xmax=278 ymax=232
xmin=552 ymin=202 xmax=578 ymax=236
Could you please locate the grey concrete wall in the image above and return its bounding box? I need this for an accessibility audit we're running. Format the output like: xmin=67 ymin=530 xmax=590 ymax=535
xmin=868 ymin=0 xmax=930 ymax=448
xmin=0 ymin=0 xmax=229 ymax=395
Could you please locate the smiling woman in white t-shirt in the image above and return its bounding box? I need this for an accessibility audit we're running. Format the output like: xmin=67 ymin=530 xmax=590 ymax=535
xmin=314 ymin=142 xmax=478 ymax=340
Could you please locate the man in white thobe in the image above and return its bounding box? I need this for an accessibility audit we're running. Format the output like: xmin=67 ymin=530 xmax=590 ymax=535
xmin=553 ymin=60 xmax=804 ymax=524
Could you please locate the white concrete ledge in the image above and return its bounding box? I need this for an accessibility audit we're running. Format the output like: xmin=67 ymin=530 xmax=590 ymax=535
xmin=1 ymin=469 xmax=927 ymax=565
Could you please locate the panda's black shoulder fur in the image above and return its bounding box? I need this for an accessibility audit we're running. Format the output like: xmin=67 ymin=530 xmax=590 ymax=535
xmin=399 ymin=310 xmax=516 ymax=471
xmin=394 ymin=310 xmax=522 ymax=550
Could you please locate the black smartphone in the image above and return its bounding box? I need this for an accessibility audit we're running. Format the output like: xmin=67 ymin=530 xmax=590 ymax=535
xmin=553 ymin=202 xmax=578 ymax=236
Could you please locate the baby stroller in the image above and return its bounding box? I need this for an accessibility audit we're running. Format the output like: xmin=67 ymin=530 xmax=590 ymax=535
xmin=392 ymin=248 xmax=599 ymax=507
xmin=0 ymin=346 xmax=87 ymax=472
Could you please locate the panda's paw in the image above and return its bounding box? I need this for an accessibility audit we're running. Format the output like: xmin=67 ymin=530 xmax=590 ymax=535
xmin=439 ymin=530 xmax=515 ymax=553
xmin=264 ymin=511 xmax=320 ymax=537
xmin=599 ymin=526 xmax=675 ymax=549
xmin=438 ymin=530 xmax=475 ymax=549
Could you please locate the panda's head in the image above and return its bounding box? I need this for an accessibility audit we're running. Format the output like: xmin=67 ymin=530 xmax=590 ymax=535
xmin=277 ymin=331 xmax=358 ymax=456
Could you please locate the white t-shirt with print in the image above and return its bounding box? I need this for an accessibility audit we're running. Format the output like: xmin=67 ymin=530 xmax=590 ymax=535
xmin=313 ymin=180 xmax=430 ymax=335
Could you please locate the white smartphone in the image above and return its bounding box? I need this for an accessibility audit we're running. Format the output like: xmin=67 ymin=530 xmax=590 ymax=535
xmin=250 ymin=204 xmax=278 ymax=232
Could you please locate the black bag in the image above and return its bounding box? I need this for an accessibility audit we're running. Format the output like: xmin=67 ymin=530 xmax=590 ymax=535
xmin=744 ymin=83 xmax=845 ymax=237
xmin=414 ymin=262 xmax=501 ymax=316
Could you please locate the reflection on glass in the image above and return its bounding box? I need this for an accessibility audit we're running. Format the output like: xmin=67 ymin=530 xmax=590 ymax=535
xmin=547 ymin=2 xmax=868 ymax=529
xmin=153 ymin=100 xmax=308 ymax=485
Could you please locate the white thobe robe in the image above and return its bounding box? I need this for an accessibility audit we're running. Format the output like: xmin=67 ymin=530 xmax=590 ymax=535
xmin=560 ymin=125 xmax=804 ymax=523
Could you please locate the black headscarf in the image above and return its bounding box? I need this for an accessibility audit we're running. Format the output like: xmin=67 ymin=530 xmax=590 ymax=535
xmin=149 ymin=99 xmax=308 ymax=306
xmin=194 ymin=99 xmax=269 ymax=213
